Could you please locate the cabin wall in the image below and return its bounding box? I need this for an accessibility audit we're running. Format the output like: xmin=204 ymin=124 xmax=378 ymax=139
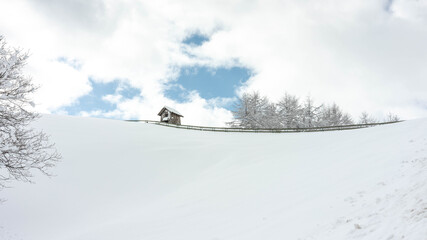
xmin=169 ymin=113 xmax=181 ymax=125
xmin=160 ymin=111 xmax=169 ymax=122
xmin=159 ymin=110 xmax=181 ymax=125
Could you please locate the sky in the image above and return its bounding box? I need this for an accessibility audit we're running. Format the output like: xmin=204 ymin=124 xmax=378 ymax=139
xmin=1 ymin=0 xmax=427 ymax=126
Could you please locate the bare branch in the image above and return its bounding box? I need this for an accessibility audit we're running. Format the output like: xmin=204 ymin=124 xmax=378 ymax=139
xmin=0 ymin=36 xmax=61 ymax=193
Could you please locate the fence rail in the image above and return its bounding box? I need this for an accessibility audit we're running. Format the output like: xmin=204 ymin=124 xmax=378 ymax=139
xmin=125 ymin=119 xmax=402 ymax=133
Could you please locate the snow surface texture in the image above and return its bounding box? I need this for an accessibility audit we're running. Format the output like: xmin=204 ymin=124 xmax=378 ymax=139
xmin=1 ymin=115 xmax=426 ymax=240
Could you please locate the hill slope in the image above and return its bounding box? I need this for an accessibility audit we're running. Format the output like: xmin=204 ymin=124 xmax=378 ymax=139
xmin=1 ymin=115 xmax=426 ymax=240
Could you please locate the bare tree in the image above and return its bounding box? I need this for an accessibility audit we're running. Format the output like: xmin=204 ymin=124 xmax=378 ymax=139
xmin=359 ymin=111 xmax=377 ymax=124
xmin=300 ymin=96 xmax=322 ymax=128
xmin=385 ymin=112 xmax=400 ymax=122
xmin=262 ymin=102 xmax=280 ymax=129
xmin=229 ymin=91 xmax=274 ymax=128
xmin=0 ymin=36 xmax=60 ymax=191
xmin=277 ymin=93 xmax=301 ymax=128
xmin=319 ymin=103 xmax=353 ymax=126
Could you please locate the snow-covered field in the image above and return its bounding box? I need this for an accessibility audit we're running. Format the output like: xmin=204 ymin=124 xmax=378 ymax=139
xmin=1 ymin=115 xmax=426 ymax=240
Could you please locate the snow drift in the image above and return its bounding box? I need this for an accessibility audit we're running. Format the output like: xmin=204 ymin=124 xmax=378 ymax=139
xmin=1 ymin=115 xmax=426 ymax=240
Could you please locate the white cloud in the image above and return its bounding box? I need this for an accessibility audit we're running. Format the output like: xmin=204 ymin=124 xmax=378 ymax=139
xmin=27 ymin=57 xmax=91 ymax=112
xmin=392 ymin=0 xmax=427 ymax=22
xmin=187 ymin=0 xmax=427 ymax=119
xmin=1 ymin=0 xmax=427 ymax=126
xmin=102 ymin=94 xmax=122 ymax=105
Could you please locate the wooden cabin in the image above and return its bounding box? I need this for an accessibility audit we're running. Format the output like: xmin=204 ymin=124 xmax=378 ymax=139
xmin=158 ymin=106 xmax=184 ymax=125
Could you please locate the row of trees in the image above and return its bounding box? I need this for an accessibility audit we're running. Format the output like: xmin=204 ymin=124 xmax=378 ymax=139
xmin=228 ymin=92 xmax=399 ymax=129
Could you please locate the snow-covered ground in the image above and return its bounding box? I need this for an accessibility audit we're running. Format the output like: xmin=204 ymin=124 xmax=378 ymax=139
xmin=1 ymin=115 xmax=426 ymax=240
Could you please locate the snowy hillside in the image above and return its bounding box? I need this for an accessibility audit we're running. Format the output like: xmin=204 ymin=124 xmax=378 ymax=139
xmin=1 ymin=115 xmax=426 ymax=240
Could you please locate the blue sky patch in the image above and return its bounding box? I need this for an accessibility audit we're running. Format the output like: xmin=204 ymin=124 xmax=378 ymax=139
xmin=164 ymin=66 xmax=252 ymax=108
xmin=61 ymin=78 xmax=140 ymax=115
xmin=183 ymin=33 xmax=210 ymax=46
xmin=57 ymin=56 xmax=82 ymax=70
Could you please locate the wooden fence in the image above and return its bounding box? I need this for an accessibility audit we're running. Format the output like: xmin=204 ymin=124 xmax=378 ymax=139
xmin=125 ymin=120 xmax=402 ymax=133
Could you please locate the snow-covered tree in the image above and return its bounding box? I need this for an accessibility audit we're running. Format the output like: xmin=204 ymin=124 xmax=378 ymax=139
xmin=0 ymin=36 xmax=60 ymax=190
xmin=300 ymin=96 xmax=321 ymax=128
xmin=277 ymin=93 xmax=301 ymax=128
xmin=229 ymin=92 xmax=275 ymax=128
xmin=385 ymin=112 xmax=400 ymax=122
xmin=359 ymin=111 xmax=377 ymax=124
xmin=262 ymin=102 xmax=280 ymax=128
xmin=319 ymin=103 xmax=353 ymax=126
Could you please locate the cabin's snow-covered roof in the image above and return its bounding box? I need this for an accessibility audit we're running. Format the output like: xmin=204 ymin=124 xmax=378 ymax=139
xmin=158 ymin=106 xmax=183 ymax=117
